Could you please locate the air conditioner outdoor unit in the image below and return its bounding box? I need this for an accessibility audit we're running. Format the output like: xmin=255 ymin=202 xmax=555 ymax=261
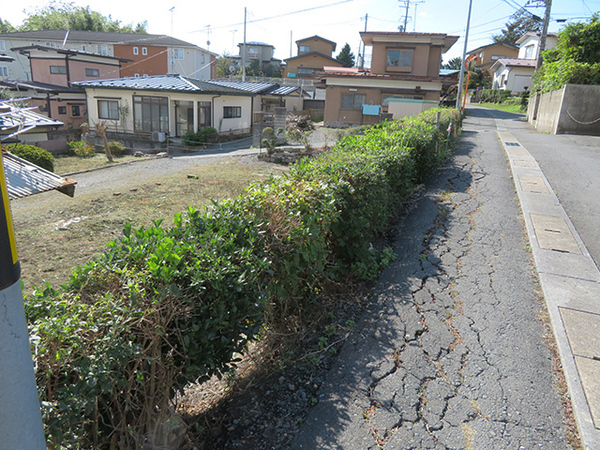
xmin=152 ymin=131 xmax=166 ymax=142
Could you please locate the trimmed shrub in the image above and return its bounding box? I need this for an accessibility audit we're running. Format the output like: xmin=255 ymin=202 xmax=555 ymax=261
xmin=478 ymin=89 xmax=512 ymax=104
xmin=26 ymin=107 xmax=462 ymax=447
xmin=8 ymin=144 xmax=55 ymax=172
xmin=182 ymin=127 xmax=219 ymax=146
xmin=107 ymin=141 xmax=126 ymax=156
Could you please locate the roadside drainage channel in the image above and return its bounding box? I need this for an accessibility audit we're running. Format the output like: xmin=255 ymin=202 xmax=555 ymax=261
xmin=498 ymin=128 xmax=600 ymax=450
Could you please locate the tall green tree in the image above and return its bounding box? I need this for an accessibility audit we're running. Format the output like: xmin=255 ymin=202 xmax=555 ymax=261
xmin=492 ymin=7 xmax=543 ymax=45
xmin=443 ymin=57 xmax=462 ymax=70
xmin=17 ymin=1 xmax=147 ymax=33
xmin=336 ymin=43 xmax=356 ymax=68
xmin=216 ymin=55 xmax=234 ymax=77
xmin=0 ymin=19 xmax=16 ymax=33
xmin=534 ymin=14 xmax=600 ymax=92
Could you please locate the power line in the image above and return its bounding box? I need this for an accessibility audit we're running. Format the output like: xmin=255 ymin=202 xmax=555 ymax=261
xmin=188 ymin=0 xmax=355 ymax=34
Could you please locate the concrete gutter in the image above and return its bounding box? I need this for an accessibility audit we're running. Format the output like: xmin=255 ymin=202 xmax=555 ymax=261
xmin=498 ymin=127 xmax=600 ymax=450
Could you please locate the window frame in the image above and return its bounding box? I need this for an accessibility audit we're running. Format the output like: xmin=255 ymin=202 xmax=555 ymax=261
xmin=133 ymin=95 xmax=169 ymax=133
xmin=71 ymin=105 xmax=81 ymax=117
xmin=98 ymin=100 xmax=120 ymax=120
xmin=58 ymin=106 xmax=67 ymax=115
xmin=299 ymin=45 xmax=310 ymax=52
xmin=223 ymin=106 xmax=242 ymax=119
xmin=340 ymin=93 xmax=366 ymax=110
xmin=0 ymin=40 xmax=5 ymax=52
xmin=0 ymin=66 xmax=8 ymax=77
xmin=173 ymin=48 xmax=185 ymax=60
xmin=133 ymin=46 xmax=139 ymax=55
xmin=85 ymin=68 xmax=100 ymax=77
xmin=50 ymin=65 xmax=67 ymax=74
xmin=142 ymin=47 xmax=148 ymax=55
xmin=386 ymin=49 xmax=413 ymax=70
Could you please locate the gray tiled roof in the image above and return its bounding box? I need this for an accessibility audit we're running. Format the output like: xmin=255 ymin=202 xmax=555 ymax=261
xmin=207 ymin=80 xmax=301 ymax=96
xmin=74 ymin=74 xmax=253 ymax=95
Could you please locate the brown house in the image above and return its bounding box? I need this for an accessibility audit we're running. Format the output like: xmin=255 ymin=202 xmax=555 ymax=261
xmin=284 ymin=35 xmax=343 ymax=79
xmin=321 ymin=31 xmax=458 ymax=126
xmin=114 ymin=44 xmax=168 ymax=78
xmin=466 ymin=42 xmax=519 ymax=70
xmin=6 ymin=45 xmax=129 ymax=133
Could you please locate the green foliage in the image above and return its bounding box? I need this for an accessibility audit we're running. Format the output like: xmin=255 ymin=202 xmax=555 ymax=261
xmin=216 ymin=55 xmax=234 ymax=77
xmin=182 ymin=127 xmax=219 ymax=146
xmin=336 ymin=43 xmax=356 ymax=68
xmin=67 ymin=140 xmax=96 ymax=158
xmin=107 ymin=141 xmax=126 ymax=156
xmin=28 ymin=202 xmax=268 ymax=447
xmin=7 ymin=143 xmax=54 ymax=172
xmin=26 ymin=108 xmax=462 ymax=446
xmin=534 ymin=15 xmax=600 ymax=92
xmin=19 ymin=1 xmax=147 ymax=32
xmin=261 ymin=127 xmax=280 ymax=155
xmin=443 ymin=57 xmax=462 ymax=70
xmin=492 ymin=7 xmax=543 ymax=45
xmin=477 ymin=89 xmax=512 ymax=103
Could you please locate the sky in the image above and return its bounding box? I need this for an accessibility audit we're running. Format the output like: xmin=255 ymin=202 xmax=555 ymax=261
xmin=1 ymin=0 xmax=598 ymax=65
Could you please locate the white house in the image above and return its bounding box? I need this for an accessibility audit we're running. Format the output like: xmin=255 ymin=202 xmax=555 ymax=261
xmin=490 ymin=32 xmax=558 ymax=94
xmin=75 ymin=74 xmax=254 ymax=138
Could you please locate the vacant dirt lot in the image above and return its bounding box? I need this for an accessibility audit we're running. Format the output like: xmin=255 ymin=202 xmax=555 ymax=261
xmin=11 ymin=152 xmax=287 ymax=293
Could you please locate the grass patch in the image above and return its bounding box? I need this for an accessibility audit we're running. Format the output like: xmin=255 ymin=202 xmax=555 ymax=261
xmin=477 ymin=102 xmax=524 ymax=114
xmin=13 ymin=158 xmax=285 ymax=293
xmin=53 ymin=153 xmax=140 ymax=175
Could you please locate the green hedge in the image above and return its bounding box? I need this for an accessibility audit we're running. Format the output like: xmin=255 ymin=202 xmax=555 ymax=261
xmin=7 ymin=144 xmax=54 ymax=172
xmin=26 ymin=107 xmax=461 ymax=447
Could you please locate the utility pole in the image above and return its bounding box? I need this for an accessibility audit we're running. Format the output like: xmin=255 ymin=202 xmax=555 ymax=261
xmin=456 ymin=0 xmax=473 ymax=110
xmin=398 ymin=1 xmax=410 ymax=32
xmin=0 ymin=152 xmax=46 ymax=449
xmin=242 ymin=7 xmax=247 ymax=81
xmin=359 ymin=13 xmax=368 ymax=69
xmin=536 ymin=0 xmax=553 ymax=69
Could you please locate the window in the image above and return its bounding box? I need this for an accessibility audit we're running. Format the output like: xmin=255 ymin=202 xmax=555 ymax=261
xmin=524 ymin=45 xmax=535 ymax=59
xmin=248 ymin=48 xmax=259 ymax=59
xmin=98 ymin=100 xmax=119 ymax=120
xmin=173 ymin=48 xmax=185 ymax=60
xmin=133 ymin=47 xmax=139 ymax=55
xmin=133 ymin=95 xmax=169 ymax=132
xmin=45 ymin=42 xmax=57 ymax=48
xmin=341 ymin=93 xmax=366 ymax=110
xmin=198 ymin=101 xmax=211 ymax=127
xmin=0 ymin=66 xmax=8 ymax=77
xmin=491 ymin=55 xmax=505 ymax=60
xmin=81 ymin=45 xmax=87 ymax=52
xmin=386 ymin=49 xmax=413 ymax=68
xmin=0 ymin=41 xmax=5 ymax=52
xmin=134 ymin=73 xmax=140 ymax=77
xmin=299 ymin=45 xmax=310 ymax=52
xmin=142 ymin=47 xmax=147 ymax=55
xmin=382 ymin=94 xmax=423 ymax=105
xmin=97 ymin=45 xmax=109 ymax=56
xmin=223 ymin=106 xmax=241 ymax=118
xmin=58 ymin=106 xmax=67 ymax=114
xmin=50 ymin=65 xmax=67 ymax=74
xmin=85 ymin=68 xmax=100 ymax=77
xmin=297 ymin=67 xmax=315 ymax=76
xmin=71 ymin=105 xmax=81 ymax=116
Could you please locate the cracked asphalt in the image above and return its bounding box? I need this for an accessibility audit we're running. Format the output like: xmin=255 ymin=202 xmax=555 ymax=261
xmin=291 ymin=111 xmax=570 ymax=449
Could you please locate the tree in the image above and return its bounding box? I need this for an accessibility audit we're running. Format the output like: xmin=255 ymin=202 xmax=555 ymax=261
xmin=443 ymin=57 xmax=462 ymax=70
xmin=336 ymin=43 xmax=355 ymax=68
xmin=216 ymin=55 xmax=234 ymax=77
xmin=533 ymin=14 xmax=600 ymax=92
xmin=246 ymin=59 xmax=263 ymax=77
xmin=492 ymin=7 xmax=543 ymax=45
xmin=0 ymin=19 xmax=16 ymax=33
xmin=17 ymin=1 xmax=147 ymax=33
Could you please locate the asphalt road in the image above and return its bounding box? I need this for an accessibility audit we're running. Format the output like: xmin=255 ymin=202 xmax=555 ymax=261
xmin=292 ymin=109 xmax=570 ymax=449
xmin=479 ymin=108 xmax=600 ymax=271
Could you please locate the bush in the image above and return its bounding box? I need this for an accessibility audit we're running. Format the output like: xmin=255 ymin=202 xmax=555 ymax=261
xmin=107 ymin=141 xmax=126 ymax=156
xmin=7 ymin=144 xmax=54 ymax=172
xmin=182 ymin=127 xmax=219 ymax=146
xmin=477 ymin=89 xmax=512 ymax=104
xmin=67 ymin=141 xmax=96 ymax=158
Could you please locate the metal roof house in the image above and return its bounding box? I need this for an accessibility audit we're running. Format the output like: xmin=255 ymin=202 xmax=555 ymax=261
xmin=75 ymin=75 xmax=307 ymax=143
xmin=0 ymin=99 xmax=75 ymax=199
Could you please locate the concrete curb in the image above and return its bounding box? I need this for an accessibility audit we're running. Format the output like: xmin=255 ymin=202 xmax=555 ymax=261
xmin=498 ymin=128 xmax=600 ymax=450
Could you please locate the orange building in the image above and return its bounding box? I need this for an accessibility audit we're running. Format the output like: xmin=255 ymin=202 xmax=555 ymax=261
xmin=284 ymin=36 xmax=343 ymax=79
